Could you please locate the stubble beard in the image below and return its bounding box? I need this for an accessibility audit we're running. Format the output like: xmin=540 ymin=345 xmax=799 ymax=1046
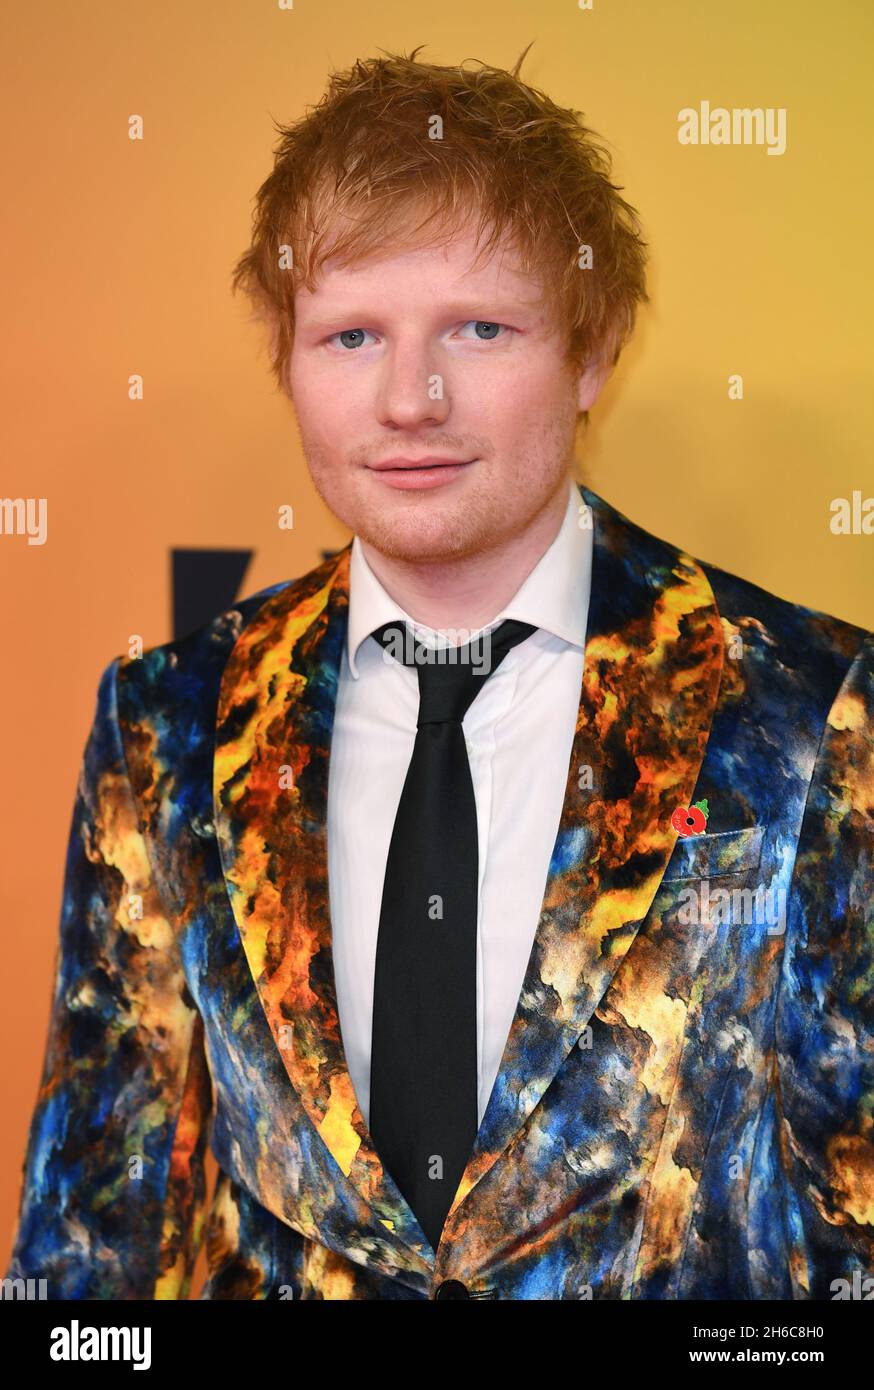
xmin=302 ymin=410 xmax=577 ymax=566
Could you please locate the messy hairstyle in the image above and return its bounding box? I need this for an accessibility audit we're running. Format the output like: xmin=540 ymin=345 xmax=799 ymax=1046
xmin=232 ymin=44 xmax=649 ymax=394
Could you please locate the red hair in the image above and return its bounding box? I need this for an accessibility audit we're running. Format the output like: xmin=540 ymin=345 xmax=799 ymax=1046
xmin=232 ymin=45 xmax=649 ymax=392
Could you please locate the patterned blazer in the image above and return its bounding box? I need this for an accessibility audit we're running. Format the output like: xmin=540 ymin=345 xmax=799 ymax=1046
xmin=5 ymin=483 xmax=873 ymax=1300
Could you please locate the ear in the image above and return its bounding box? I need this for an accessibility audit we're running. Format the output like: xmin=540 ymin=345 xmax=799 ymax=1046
xmin=576 ymin=356 xmax=614 ymax=412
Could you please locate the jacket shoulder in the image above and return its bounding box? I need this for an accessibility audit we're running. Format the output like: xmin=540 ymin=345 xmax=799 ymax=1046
xmin=694 ymin=548 xmax=871 ymax=687
xmin=582 ymin=482 xmax=872 ymax=673
xmin=102 ymin=548 xmax=348 ymax=741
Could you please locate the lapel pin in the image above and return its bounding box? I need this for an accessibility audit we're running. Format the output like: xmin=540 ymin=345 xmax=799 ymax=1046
xmin=671 ymin=798 xmax=710 ymax=837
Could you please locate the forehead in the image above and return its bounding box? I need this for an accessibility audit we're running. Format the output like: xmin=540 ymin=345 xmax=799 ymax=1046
xmin=295 ymin=219 xmax=547 ymax=311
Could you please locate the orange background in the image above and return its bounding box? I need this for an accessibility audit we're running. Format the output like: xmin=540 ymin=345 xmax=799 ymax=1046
xmin=2 ymin=0 xmax=872 ymax=1294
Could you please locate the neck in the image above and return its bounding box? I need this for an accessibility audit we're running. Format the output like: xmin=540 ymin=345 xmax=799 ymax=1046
xmin=359 ymin=476 xmax=572 ymax=631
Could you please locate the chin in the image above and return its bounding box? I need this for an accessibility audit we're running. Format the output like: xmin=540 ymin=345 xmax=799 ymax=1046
xmin=353 ymin=504 xmax=498 ymax=564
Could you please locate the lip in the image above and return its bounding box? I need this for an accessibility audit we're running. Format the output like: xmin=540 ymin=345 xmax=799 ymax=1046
xmin=366 ymin=456 xmax=476 ymax=491
xmin=368 ymin=456 xmax=474 ymax=471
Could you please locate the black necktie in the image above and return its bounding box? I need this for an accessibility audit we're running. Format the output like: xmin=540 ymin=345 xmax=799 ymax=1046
xmin=367 ymin=617 xmax=537 ymax=1250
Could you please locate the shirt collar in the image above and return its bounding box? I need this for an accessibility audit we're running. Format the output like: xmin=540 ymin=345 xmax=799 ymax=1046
xmin=346 ymin=476 xmax=591 ymax=678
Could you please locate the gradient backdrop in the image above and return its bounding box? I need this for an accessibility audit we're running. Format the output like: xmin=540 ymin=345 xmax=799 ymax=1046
xmin=2 ymin=0 xmax=872 ymax=1295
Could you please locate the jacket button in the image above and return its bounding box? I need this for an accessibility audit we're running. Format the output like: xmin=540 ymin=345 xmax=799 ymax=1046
xmin=434 ymin=1279 xmax=470 ymax=1300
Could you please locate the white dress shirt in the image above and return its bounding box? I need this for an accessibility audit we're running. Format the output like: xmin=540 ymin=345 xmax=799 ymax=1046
xmin=327 ymin=477 xmax=592 ymax=1129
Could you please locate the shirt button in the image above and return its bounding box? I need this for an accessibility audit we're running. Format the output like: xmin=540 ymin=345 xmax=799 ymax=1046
xmin=434 ymin=1279 xmax=470 ymax=1300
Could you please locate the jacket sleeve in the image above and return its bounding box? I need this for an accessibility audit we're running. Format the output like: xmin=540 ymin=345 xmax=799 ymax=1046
xmin=774 ymin=630 xmax=874 ymax=1298
xmin=4 ymin=656 xmax=212 ymax=1299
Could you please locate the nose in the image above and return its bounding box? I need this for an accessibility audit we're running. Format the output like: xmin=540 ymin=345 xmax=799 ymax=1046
xmin=375 ymin=337 xmax=450 ymax=430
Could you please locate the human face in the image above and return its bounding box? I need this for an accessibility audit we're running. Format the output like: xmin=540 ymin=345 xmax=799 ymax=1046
xmin=287 ymin=223 xmax=600 ymax=564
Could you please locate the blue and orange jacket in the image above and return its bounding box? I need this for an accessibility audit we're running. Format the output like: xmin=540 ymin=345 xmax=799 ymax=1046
xmin=5 ymin=483 xmax=873 ymax=1299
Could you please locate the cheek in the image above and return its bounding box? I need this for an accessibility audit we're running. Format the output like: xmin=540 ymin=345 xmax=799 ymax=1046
xmin=496 ymin=359 xmax=570 ymax=422
xmin=292 ymin=377 xmax=348 ymax=450
xmin=495 ymin=385 xmax=569 ymax=457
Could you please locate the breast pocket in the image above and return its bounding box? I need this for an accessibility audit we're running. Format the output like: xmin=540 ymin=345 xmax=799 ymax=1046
xmin=668 ymin=824 xmax=788 ymax=945
xmin=660 ymin=824 xmax=765 ymax=883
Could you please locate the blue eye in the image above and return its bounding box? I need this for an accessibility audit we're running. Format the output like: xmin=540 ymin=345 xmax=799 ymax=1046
xmin=458 ymin=321 xmax=505 ymax=340
xmin=332 ymin=328 xmax=375 ymax=350
xmin=327 ymin=321 xmax=508 ymax=349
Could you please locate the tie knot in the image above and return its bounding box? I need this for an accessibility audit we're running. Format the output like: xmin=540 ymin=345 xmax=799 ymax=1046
xmin=370 ymin=619 xmax=537 ymax=725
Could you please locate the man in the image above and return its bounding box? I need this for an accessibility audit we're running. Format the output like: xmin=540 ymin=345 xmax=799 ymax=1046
xmin=5 ymin=49 xmax=873 ymax=1301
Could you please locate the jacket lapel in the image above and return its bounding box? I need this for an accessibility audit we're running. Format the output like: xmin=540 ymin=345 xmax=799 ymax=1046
xmin=446 ymin=484 xmax=725 ymax=1222
xmin=212 ymin=482 xmax=725 ymax=1261
xmin=212 ymin=546 xmax=435 ymax=1268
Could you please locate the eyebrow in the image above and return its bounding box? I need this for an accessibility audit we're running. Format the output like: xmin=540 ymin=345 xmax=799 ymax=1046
xmin=301 ymin=300 xmax=544 ymax=330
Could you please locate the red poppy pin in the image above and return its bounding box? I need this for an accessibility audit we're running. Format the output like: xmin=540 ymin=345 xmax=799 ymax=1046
xmin=671 ymin=798 xmax=710 ymax=837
